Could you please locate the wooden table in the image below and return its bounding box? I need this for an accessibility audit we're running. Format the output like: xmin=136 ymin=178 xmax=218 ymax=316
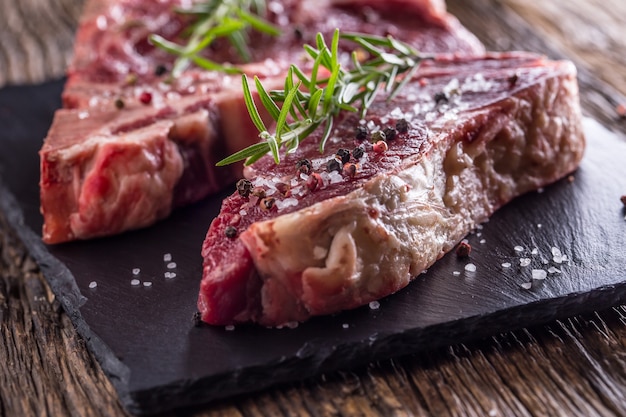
xmin=1 ymin=0 xmax=626 ymax=415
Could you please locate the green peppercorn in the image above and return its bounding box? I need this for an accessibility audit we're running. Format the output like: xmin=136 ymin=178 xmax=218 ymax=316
xmin=371 ymin=130 xmax=386 ymax=142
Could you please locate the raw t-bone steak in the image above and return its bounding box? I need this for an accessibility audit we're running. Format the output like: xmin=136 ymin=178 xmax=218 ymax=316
xmin=198 ymin=52 xmax=585 ymax=327
xmin=39 ymin=0 xmax=483 ymax=244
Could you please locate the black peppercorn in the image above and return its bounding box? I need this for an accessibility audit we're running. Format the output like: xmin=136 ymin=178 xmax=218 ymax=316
xmin=434 ymin=91 xmax=448 ymax=105
xmin=236 ymin=179 xmax=253 ymax=197
xmin=296 ymin=158 xmax=312 ymax=175
xmin=396 ymin=118 xmax=409 ymax=133
xmin=336 ymin=148 xmax=350 ymax=164
xmin=192 ymin=311 xmax=203 ymax=327
xmin=155 ymin=64 xmax=167 ymax=76
xmin=327 ymin=158 xmax=342 ymax=173
xmin=353 ymin=146 xmax=364 ymax=160
xmin=294 ymin=27 xmax=304 ymax=40
xmin=355 ymin=125 xmax=369 ymax=141
xmin=383 ymin=127 xmax=397 ymax=141
xmin=114 ymin=98 xmax=125 ymax=110
xmin=224 ymin=226 xmax=238 ymax=238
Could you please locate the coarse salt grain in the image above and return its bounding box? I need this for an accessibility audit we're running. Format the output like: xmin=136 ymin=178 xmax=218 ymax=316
xmin=89 ymin=281 xmax=97 ymax=289
xmin=275 ymin=197 xmax=299 ymax=211
xmin=480 ymin=239 xmax=486 ymax=244
xmin=548 ymin=266 xmax=562 ymax=274
xmin=328 ymin=170 xmax=344 ymax=184
xmin=501 ymin=262 xmax=512 ymax=268
xmin=164 ymin=272 xmax=177 ymax=279
xmin=225 ymin=325 xmax=235 ymax=331
xmin=163 ymin=253 xmax=172 ymax=262
xmin=532 ymin=269 xmax=547 ymax=280
xmin=520 ymin=258 xmax=531 ymax=267
xmin=453 ymin=271 xmax=461 ymax=276
xmin=464 ymin=263 xmax=477 ymax=272
xmin=131 ymin=279 xmax=140 ymax=286
xmin=167 ymin=262 xmax=177 ymax=269
xmin=132 ymin=268 xmax=140 ymax=275
xmin=143 ymin=281 xmax=152 ymax=287
xmin=514 ymin=245 xmax=524 ymax=252
xmin=369 ymin=301 xmax=381 ymax=310
xmin=342 ymin=323 xmax=350 ymax=329
xmin=531 ymin=248 xmax=539 ymax=255
xmin=520 ymin=282 xmax=532 ymax=290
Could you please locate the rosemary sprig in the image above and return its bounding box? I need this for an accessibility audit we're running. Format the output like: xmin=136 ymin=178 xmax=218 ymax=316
xmin=149 ymin=0 xmax=280 ymax=78
xmin=217 ymin=29 xmax=429 ymax=166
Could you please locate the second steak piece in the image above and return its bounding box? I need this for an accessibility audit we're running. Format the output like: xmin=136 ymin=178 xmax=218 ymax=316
xmin=198 ymin=52 xmax=585 ymax=327
xmin=40 ymin=0 xmax=484 ymax=244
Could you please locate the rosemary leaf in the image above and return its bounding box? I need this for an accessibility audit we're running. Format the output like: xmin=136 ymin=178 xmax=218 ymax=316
xmin=254 ymin=77 xmax=281 ymax=121
xmin=275 ymin=78 xmax=302 ymax=142
xmin=216 ymin=142 xmax=269 ymax=166
xmin=191 ymin=55 xmax=241 ymax=74
xmin=242 ymin=74 xmax=267 ymax=133
xmin=236 ymin=9 xmax=281 ymax=36
xmin=318 ymin=117 xmax=334 ymax=154
xmin=221 ymin=30 xmax=429 ymax=166
xmin=151 ymin=0 xmax=280 ymax=76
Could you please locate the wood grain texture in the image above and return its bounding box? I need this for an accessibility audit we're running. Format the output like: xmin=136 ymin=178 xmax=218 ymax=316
xmin=0 ymin=0 xmax=82 ymax=87
xmin=1 ymin=0 xmax=626 ymax=416
xmin=447 ymin=0 xmax=626 ymax=136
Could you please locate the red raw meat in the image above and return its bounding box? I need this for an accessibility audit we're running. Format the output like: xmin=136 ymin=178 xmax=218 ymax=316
xmin=198 ymin=52 xmax=585 ymax=326
xmin=39 ymin=0 xmax=484 ymax=243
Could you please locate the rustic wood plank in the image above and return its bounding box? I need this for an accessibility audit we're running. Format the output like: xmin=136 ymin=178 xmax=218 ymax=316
xmin=503 ymin=0 xmax=626 ymax=97
xmin=0 ymin=214 xmax=128 ymax=417
xmin=448 ymin=0 xmax=626 ymax=136
xmin=0 ymin=0 xmax=83 ymax=87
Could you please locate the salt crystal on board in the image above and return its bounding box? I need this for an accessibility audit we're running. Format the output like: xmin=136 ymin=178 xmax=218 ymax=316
xmin=464 ymin=263 xmax=477 ymax=272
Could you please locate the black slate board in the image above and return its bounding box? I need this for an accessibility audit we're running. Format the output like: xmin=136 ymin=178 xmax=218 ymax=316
xmin=1 ymin=79 xmax=626 ymax=415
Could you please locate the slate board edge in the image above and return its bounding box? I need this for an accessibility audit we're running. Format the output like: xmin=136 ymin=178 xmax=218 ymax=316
xmin=3 ymin=176 xmax=626 ymax=416
xmin=0 ymin=182 xmax=136 ymax=410
xmin=125 ymin=280 xmax=626 ymax=416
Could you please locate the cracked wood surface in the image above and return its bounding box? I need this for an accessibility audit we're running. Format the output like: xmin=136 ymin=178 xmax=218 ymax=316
xmin=1 ymin=0 xmax=625 ymax=415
